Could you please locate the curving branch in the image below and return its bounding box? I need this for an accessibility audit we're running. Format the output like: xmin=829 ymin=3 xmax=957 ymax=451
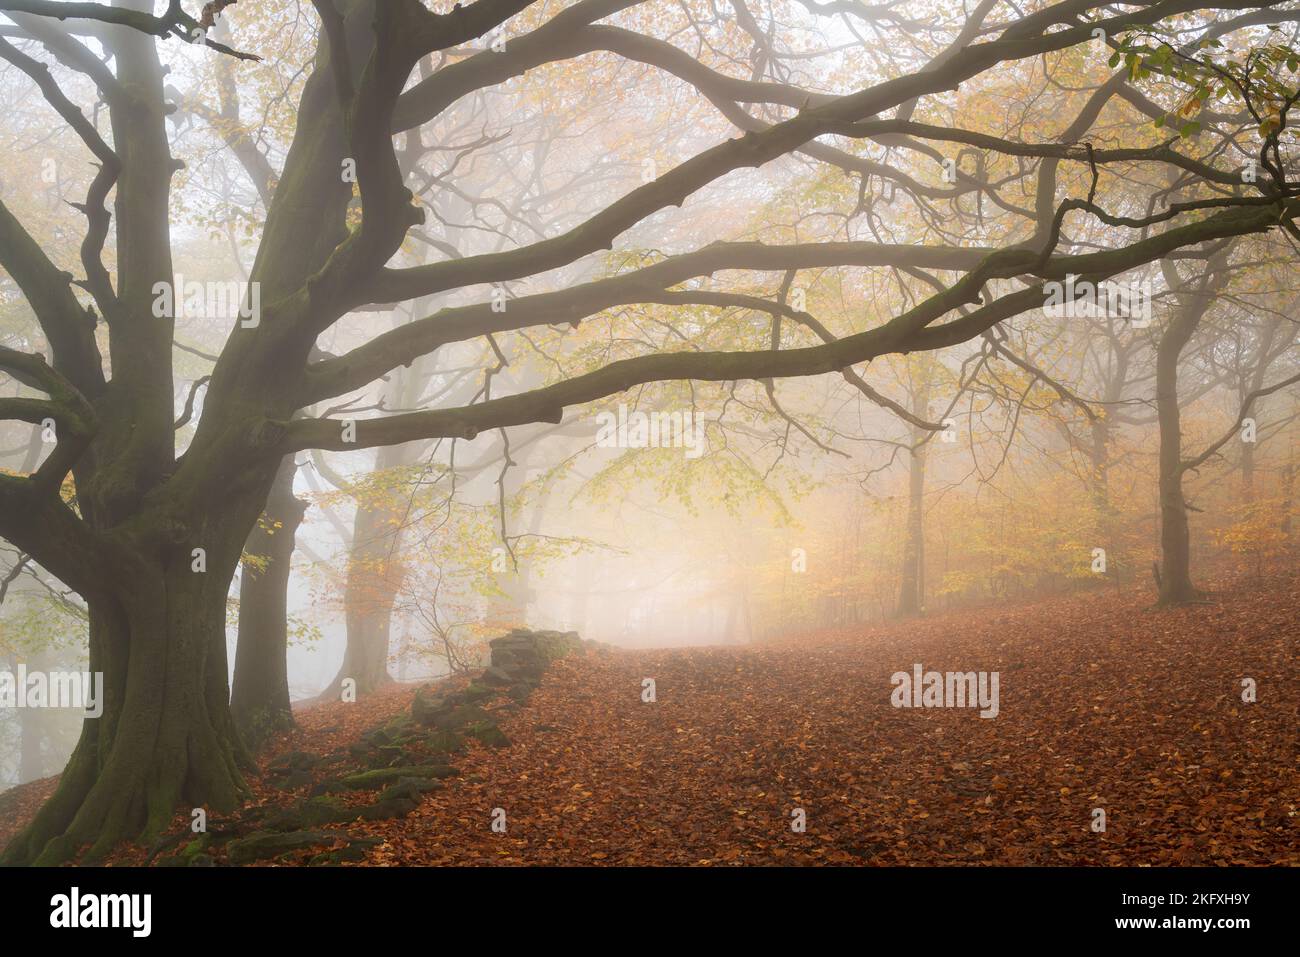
xmin=0 ymin=0 xmax=261 ymax=59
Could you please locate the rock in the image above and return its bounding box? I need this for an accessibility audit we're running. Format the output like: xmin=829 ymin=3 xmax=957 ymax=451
xmin=278 ymin=783 xmax=441 ymax=828
xmin=267 ymin=768 xmax=314 ymax=791
xmin=480 ymin=665 xmax=515 ymax=686
xmin=421 ymin=730 xmax=465 ymax=756
xmin=466 ymin=720 xmax=510 ymax=749
xmin=325 ymin=844 xmax=371 ymax=862
xmin=359 ymin=796 xmax=415 ymax=820
xmin=373 ymin=744 xmax=409 ymax=766
xmin=308 ymin=779 xmax=339 ymax=798
xmin=462 ymin=681 xmax=494 ymax=703
xmin=339 ymin=765 xmax=458 ymax=791
xmin=227 ymin=830 xmax=336 ymax=865
xmin=265 ymin=751 xmax=322 ymax=790
xmin=411 ymin=688 xmax=460 ymax=726
xmin=488 ymin=628 xmax=581 ymax=680
xmin=155 ymin=847 xmax=217 ymax=868
xmin=309 ymin=837 xmax=380 ymax=866
xmin=507 ymin=681 xmax=538 ymax=702
xmin=267 ymin=751 xmax=320 ymax=772
xmin=431 ymin=703 xmax=491 ymax=731
xmin=178 ymin=834 xmax=211 ymax=858
xmin=380 ymin=778 xmax=441 ymax=802
xmin=357 ymin=798 xmax=416 ymax=821
xmin=268 ymin=795 xmax=355 ymax=829
xmin=354 ymin=779 xmax=442 ymax=821
xmin=409 ymin=630 xmax=581 ymax=730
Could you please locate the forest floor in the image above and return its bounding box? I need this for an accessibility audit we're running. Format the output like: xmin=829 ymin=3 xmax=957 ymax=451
xmin=1 ymin=570 xmax=1296 ymax=865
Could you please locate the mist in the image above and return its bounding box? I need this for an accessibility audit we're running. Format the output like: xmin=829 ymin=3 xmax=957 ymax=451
xmin=0 ymin=1 xmax=1295 ymax=927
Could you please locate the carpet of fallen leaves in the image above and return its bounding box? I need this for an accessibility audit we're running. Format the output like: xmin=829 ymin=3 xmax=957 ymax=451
xmin=1 ymin=571 xmax=1296 ymax=866
xmin=0 ymin=773 xmax=58 ymax=854
xmin=355 ymin=572 xmax=1298 ymax=866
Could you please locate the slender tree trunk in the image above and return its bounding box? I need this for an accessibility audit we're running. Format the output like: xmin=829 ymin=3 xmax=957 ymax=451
xmin=323 ymin=488 xmax=406 ymax=698
xmin=1240 ymin=315 xmax=1282 ymax=503
xmin=1154 ymin=263 xmax=1219 ymax=606
xmin=319 ymin=349 xmax=440 ymax=699
xmin=1156 ymin=424 xmax=1197 ymax=604
xmin=897 ymin=377 xmax=930 ymax=616
xmin=18 ymin=707 xmax=43 ymax=784
xmin=897 ymin=449 xmax=927 ymax=615
xmin=15 ymin=653 xmax=43 ymax=784
xmin=1281 ymin=459 xmax=1295 ymax=548
xmin=495 ymin=475 xmax=553 ymax=626
xmin=1089 ymin=408 xmax=1111 ymax=508
xmin=1241 ymin=441 xmax=1256 ymax=501
xmin=1087 ymin=414 xmax=1122 ymax=587
xmin=230 ymin=457 xmax=307 ymax=746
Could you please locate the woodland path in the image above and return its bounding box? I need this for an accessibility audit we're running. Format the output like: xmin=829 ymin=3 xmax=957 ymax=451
xmin=357 ymin=575 xmax=1297 ymax=866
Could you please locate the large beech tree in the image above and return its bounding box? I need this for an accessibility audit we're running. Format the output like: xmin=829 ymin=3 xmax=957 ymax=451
xmin=0 ymin=0 xmax=1297 ymax=864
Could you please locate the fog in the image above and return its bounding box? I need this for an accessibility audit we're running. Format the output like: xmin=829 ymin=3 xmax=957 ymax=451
xmin=0 ymin=1 xmax=1296 ymax=889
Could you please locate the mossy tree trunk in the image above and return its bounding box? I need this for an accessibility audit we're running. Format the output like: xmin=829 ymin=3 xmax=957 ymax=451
xmin=0 ymin=0 xmax=367 ymax=863
xmin=0 ymin=507 xmax=260 ymax=865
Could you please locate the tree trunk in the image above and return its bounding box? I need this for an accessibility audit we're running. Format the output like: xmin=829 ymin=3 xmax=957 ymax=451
xmin=230 ymin=457 xmax=307 ymax=747
xmin=1154 ymin=261 xmax=1219 ymax=606
xmin=897 ymin=377 xmax=930 ymax=617
xmin=16 ymin=654 xmax=43 ymax=784
xmin=490 ymin=472 xmax=553 ymax=628
xmin=0 ymin=1 xmax=362 ymax=864
xmin=1156 ymin=432 xmax=1197 ymax=605
xmin=1241 ymin=440 xmax=1256 ymax=501
xmin=1 ymin=531 xmax=253 ymax=865
xmin=1240 ymin=315 xmax=1282 ymax=502
xmin=318 ymin=350 xmax=441 ymax=699
xmin=322 ymin=493 xmax=405 ymax=698
xmin=18 ymin=706 xmax=43 ymax=784
xmin=897 ymin=447 xmax=927 ymax=615
xmin=1281 ymin=459 xmax=1295 ymax=548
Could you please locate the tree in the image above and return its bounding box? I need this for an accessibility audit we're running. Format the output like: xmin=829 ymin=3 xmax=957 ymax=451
xmin=895 ymin=357 xmax=935 ymax=617
xmin=1 ymin=0 xmax=1297 ymax=865
xmin=228 ymin=456 xmax=305 ymax=744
